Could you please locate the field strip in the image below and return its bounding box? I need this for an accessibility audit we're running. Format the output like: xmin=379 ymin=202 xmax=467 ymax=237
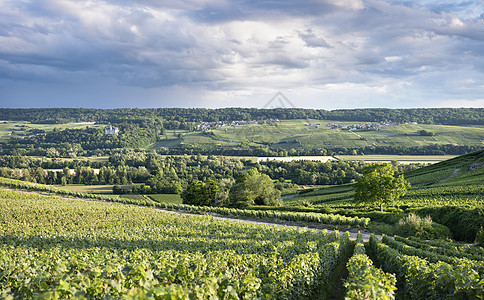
xmin=1 ymin=186 xmax=384 ymax=241
xmin=156 ymin=208 xmax=382 ymax=242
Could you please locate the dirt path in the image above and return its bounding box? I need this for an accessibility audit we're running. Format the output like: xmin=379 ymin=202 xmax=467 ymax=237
xmin=438 ymin=168 xmax=461 ymax=183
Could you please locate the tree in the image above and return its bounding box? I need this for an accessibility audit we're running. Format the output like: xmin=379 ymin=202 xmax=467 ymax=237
xmin=354 ymin=163 xmax=410 ymax=211
xmin=213 ymin=178 xmax=234 ymax=207
xmin=418 ymin=130 xmax=434 ymax=136
xmin=229 ymin=169 xmax=281 ymax=207
xmin=181 ymin=178 xmax=219 ymax=206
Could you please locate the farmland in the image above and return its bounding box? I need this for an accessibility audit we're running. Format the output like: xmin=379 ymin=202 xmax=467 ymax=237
xmin=0 ymin=107 xmax=483 ymax=298
xmin=146 ymin=120 xmax=484 ymax=152
xmin=0 ymin=121 xmax=102 ymax=142
xmin=0 ymin=179 xmax=483 ymax=298
xmin=0 ymin=188 xmax=353 ymax=299
xmin=284 ymin=150 xmax=484 ymax=241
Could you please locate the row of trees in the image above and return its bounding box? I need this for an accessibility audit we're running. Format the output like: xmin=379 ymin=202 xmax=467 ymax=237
xmin=0 ymin=165 xmax=151 ymax=186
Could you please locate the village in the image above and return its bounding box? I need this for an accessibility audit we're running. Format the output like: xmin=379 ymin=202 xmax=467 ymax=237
xmin=326 ymin=121 xmax=417 ymax=131
xmin=197 ymin=119 xmax=280 ymax=131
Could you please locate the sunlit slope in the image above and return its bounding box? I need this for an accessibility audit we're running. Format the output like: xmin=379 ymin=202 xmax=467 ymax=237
xmin=405 ymin=149 xmax=484 ymax=187
xmin=149 ymin=119 xmax=484 ymax=150
xmin=289 ymin=150 xmax=484 ymax=209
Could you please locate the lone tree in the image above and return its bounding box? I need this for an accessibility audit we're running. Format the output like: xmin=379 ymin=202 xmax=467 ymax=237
xmin=354 ymin=163 xmax=410 ymax=211
xmin=229 ymin=169 xmax=281 ymax=207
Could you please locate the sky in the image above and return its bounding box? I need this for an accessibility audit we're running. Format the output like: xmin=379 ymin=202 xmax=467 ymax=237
xmin=1 ymin=0 xmax=484 ymax=109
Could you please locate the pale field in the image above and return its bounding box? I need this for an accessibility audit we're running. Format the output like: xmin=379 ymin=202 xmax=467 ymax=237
xmin=335 ymin=155 xmax=457 ymax=164
xmin=257 ymin=156 xmax=337 ymax=162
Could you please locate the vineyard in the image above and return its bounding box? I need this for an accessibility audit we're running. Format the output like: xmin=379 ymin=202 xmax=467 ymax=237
xmin=369 ymin=235 xmax=484 ymax=298
xmin=1 ymin=150 xmax=484 ymax=298
xmin=0 ymin=188 xmax=354 ymax=298
xmin=0 ymin=177 xmax=370 ymax=228
xmin=283 ymin=150 xmax=484 ymax=242
xmin=1 ymin=187 xmax=483 ymax=298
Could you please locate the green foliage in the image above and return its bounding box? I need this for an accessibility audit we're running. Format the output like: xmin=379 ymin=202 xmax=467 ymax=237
xmin=354 ymin=163 xmax=410 ymax=211
xmin=395 ymin=213 xmax=451 ymax=240
xmin=393 ymin=236 xmax=484 ymax=262
xmin=411 ymin=206 xmax=484 ymax=242
xmin=229 ymin=169 xmax=281 ymax=207
xmin=369 ymin=235 xmax=484 ymax=299
xmin=1 ymin=108 xmax=483 ymax=157
xmin=181 ymin=178 xmax=219 ymax=206
xmin=0 ymin=188 xmax=353 ymax=298
xmin=345 ymin=243 xmax=397 ymax=299
xmin=0 ymin=177 xmax=370 ymax=227
xmin=213 ymin=178 xmax=234 ymax=207
xmin=418 ymin=129 xmax=434 ymax=136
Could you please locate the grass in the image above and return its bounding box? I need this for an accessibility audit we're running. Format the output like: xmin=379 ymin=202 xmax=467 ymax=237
xmin=53 ymin=185 xmax=183 ymax=205
xmin=55 ymin=185 xmax=116 ymax=194
xmin=148 ymin=194 xmax=183 ymax=204
xmin=57 ymin=184 xmax=140 ymax=194
xmin=120 ymin=194 xmax=149 ymax=202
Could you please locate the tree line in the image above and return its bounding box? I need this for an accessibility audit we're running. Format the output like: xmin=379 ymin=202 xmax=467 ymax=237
xmin=1 ymin=107 xmax=482 ymax=125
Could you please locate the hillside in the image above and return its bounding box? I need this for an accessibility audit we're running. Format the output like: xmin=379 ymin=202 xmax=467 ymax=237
xmin=287 ymin=150 xmax=484 ymax=241
xmin=405 ymin=149 xmax=484 ymax=187
xmin=151 ymin=119 xmax=484 ymax=153
xmin=292 ymin=150 xmax=484 ymax=204
xmin=0 ymin=108 xmax=482 ymax=157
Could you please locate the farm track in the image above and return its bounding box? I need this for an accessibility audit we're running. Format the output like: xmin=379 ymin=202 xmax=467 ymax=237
xmin=438 ymin=167 xmax=461 ymax=183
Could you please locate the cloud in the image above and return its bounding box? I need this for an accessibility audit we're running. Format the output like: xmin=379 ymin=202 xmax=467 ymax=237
xmin=0 ymin=0 xmax=483 ymax=108
xmin=435 ymin=98 xmax=484 ymax=108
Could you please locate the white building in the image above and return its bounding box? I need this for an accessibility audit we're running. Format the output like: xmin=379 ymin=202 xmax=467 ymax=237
xmin=105 ymin=125 xmax=119 ymax=135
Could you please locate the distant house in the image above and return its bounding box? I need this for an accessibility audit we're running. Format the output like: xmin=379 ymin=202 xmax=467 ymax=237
xmin=105 ymin=125 xmax=119 ymax=135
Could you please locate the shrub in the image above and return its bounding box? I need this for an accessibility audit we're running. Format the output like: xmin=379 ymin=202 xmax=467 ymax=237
xmin=395 ymin=213 xmax=451 ymax=239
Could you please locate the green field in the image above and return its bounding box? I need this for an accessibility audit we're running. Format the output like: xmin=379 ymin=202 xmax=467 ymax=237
xmin=148 ymin=193 xmax=183 ymax=204
xmin=0 ymin=121 xmax=103 ymax=142
xmin=292 ymin=151 xmax=484 ymax=208
xmin=53 ymin=185 xmax=183 ymax=204
xmin=0 ymin=188 xmax=352 ymax=298
xmin=56 ymin=184 xmax=118 ymax=194
xmin=286 ymin=150 xmax=484 ymax=241
xmin=144 ymin=119 xmax=484 ymax=151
